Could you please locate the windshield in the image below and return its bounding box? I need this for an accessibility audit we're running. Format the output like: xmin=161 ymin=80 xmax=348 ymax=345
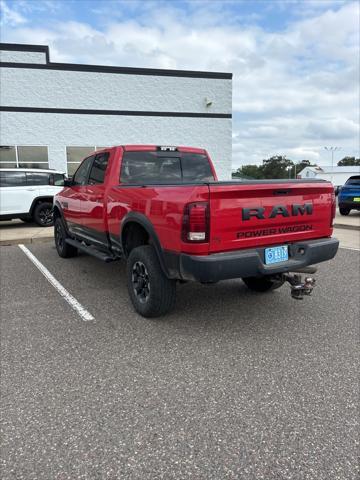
xmin=345 ymin=176 xmax=360 ymax=186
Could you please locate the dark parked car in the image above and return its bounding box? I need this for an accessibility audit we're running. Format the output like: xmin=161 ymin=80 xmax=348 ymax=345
xmin=338 ymin=175 xmax=360 ymax=215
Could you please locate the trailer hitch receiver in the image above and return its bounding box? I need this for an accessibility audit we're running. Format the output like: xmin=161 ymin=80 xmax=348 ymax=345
xmin=283 ymin=271 xmax=316 ymax=300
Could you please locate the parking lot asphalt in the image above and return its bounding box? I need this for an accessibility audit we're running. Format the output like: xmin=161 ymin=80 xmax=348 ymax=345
xmin=1 ymin=243 xmax=359 ymax=480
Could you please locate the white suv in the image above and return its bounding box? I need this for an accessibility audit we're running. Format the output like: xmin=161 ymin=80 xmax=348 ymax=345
xmin=0 ymin=169 xmax=66 ymax=227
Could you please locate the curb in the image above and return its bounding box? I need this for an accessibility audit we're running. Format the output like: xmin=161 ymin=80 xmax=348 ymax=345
xmin=0 ymin=235 xmax=53 ymax=246
xmin=333 ymin=223 xmax=360 ymax=231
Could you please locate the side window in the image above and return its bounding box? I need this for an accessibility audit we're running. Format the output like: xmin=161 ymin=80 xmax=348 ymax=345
xmin=0 ymin=171 xmax=7 ymax=187
xmin=72 ymin=156 xmax=94 ymax=186
xmin=88 ymin=153 xmax=109 ymax=185
xmin=66 ymin=146 xmax=95 ymax=176
xmin=26 ymin=172 xmax=50 ymax=186
xmin=0 ymin=171 xmax=27 ymax=187
xmin=51 ymin=173 xmax=65 ymax=186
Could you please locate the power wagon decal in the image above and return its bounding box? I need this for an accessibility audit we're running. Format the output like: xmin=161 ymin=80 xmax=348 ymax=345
xmin=237 ymin=203 xmax=314 ymax=238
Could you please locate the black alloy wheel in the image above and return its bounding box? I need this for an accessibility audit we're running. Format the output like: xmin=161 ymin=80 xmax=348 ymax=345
xmin=54 ymin=217 xmax=77 ymax=258
xmin=38 ymin=207 xmax=53 ymax=225
xmin=126 ymin=245 xmax=176 ymax=317
xmin=132 ymin=261 xmax=151 ymax=304
xmin=33 ymin=202 xmax=54 ymax=227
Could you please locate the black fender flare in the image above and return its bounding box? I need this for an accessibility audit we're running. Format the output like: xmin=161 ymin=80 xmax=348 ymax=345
xmin=120 ymin=212 xmax=170 ymax=277
xmin=53 ymin=201 xmax=71 ymax=234
xmin=53 ymin=200 xmax=64 ymax=219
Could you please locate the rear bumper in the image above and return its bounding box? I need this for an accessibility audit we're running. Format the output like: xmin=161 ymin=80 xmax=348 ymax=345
xmin=165 ymin=237 xmax=339 ymax=282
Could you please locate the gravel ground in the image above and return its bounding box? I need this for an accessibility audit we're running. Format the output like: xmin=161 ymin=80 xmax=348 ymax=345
xmin=0 ymin=243 xmax=359 ymax=480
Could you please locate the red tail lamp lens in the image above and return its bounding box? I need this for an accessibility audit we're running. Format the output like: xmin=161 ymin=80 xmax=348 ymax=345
xmin=182 ymin=202 xmax=209 ymax=242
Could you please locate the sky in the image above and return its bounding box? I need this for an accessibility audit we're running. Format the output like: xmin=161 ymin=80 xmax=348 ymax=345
xmin=0 ymin=0 xmax=359 ymax=169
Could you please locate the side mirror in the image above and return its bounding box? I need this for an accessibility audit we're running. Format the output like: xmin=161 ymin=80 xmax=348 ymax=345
xmin=64 ymin=178 xmax=73 ymax=187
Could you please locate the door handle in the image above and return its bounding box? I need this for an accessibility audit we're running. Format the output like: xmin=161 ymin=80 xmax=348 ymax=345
xmin=26 ymin=188 xmax=36 ymax=191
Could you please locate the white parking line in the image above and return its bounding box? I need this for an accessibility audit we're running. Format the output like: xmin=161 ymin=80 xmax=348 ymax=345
xmin=339 ymin=246 xmax=360 ymax=252
xmin=18 ymin=244 xmax=95 ymax=321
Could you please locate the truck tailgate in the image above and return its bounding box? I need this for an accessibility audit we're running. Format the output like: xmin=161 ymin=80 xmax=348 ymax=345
xmin=208 ymin=181 xmax=334 ymax=253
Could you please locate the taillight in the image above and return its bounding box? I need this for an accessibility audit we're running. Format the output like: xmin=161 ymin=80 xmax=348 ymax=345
xmin=182 ymin=202 xmax=209 ymax=242
xmin=330 ymin=192 xmax=336 ymax=227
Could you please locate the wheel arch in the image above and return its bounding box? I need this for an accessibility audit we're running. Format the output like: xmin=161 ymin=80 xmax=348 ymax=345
xmin=120 ymin=212 xmax=170 ymax=277
xmin=29 ymin=196 xmax=54 ymax=215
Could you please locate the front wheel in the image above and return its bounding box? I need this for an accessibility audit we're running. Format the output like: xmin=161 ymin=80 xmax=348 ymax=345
xmin=33 ymin=202 xmax=54 ymax=226
xmin=126 ymin=245 xmax=176 ymax=318
xmin=243 ymin=275 xmax=285 ymax=292
xmin=339 ymin=207 xmax=350 ymax=216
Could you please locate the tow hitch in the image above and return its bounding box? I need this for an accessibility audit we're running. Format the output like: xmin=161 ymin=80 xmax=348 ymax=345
xmin=283 ymin=266 xmax=317 ymax=300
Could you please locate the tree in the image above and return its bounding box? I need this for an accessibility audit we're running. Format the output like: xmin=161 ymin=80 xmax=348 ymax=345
xmin=337 ymin=157 xmax=360 ymax=166
xmin=261 ymin=155 xmax=293 ymax=179
xmin=232 ymin=157 xmax=316 ymax=180
xmin=232 ymin=165 xmax=263 ymax=179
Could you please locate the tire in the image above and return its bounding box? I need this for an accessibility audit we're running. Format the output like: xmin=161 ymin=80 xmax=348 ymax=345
xmin=33 ymin=202 xmax=54 ymax=227
xmin=339 ymin=207 xmax=350 ymax=216
xmin=54 ymin=217 xmax=78 ymax=258
xmin=243 ymin=275 xmax=285 ymax=292
xmin=126 ymin=245 xmax=176 ymax=318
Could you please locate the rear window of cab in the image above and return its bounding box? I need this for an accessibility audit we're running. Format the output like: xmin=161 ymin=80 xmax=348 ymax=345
xmin=120 ymin=151 xmax=214 ymax=184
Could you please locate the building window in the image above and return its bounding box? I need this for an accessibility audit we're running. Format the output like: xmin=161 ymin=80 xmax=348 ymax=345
xmin=0 ymin=146 xmax=48 ymax=169
xmin=17 ymin=146 xmax=48 ymax=169
xmin=0 ymin=146 xmax=17 ymax=168
xmin=66 ymin=147 xmax=95 ymax=176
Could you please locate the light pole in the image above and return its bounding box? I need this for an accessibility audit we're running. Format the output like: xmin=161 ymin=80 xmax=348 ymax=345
xmin=324 ymin=146 xmax=341 ymax=184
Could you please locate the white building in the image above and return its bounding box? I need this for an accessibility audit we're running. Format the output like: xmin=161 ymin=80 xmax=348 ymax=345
xmin=297 ymin=165 xmax=360 ymax=186
xmin=0 ymin=43 xmax=232 ymax=178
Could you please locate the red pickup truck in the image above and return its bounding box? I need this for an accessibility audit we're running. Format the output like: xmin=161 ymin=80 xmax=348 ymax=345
xmin=54 ymin=145 xmax=339 ymax=317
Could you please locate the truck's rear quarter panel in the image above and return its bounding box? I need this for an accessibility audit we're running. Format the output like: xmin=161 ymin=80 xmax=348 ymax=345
xmin=106 ymin=185 xmax=210 ymax=254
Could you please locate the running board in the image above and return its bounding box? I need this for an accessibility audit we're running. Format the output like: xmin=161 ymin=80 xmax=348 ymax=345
xmin=65 ymin=238 xmax=118 ymax=263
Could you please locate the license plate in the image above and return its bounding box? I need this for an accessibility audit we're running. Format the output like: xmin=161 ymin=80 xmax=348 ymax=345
xmin=354 ymin=197 xmax=360 ymax=202
xmin=265 ymin=245 xmax=289 ymax=265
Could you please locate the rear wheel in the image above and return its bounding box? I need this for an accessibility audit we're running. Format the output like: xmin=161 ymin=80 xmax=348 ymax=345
xmin=126 ymin=245 xmax=176 ymax=318
xmin=33 ymin=202 xmax=54 ymax=226
xmin=54 ymin=217 xmax=77 ymax=258
xmin=243 ymin=275 xmax=285 ymax=292
xmin=339 ymin=207 xmax=350 ymax=216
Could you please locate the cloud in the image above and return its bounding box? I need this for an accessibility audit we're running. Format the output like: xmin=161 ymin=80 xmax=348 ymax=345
xmin=0 ymin=0 xmax=27 ymax=26
xmin=0 ymin=0 xmax=359 ymax=167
